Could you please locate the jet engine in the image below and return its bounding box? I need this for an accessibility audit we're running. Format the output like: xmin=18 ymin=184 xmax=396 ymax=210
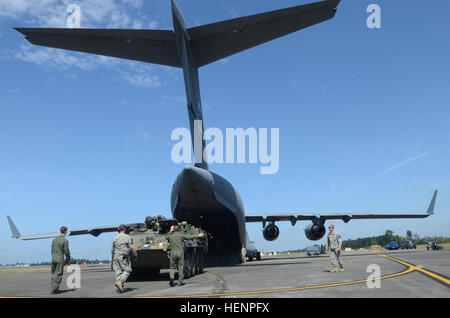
xmin=263 ymin=223 xmax=280 ymax=241
xmin=304 ymin=223 xmax=326 ymax=241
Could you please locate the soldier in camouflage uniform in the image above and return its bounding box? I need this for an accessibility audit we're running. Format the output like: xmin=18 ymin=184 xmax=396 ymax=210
xmin=167 ymin=225 xmax=204 ymax=287
xmin=112 ymin=224 xmax=137 ymax=293
xmin=325 ymin=224 xmax=344 ymax=272
xmin=51 ymin=226 xmax=71 ymax=294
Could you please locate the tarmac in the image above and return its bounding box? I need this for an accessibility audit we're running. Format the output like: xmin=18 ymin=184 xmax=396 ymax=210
xmin=0 ymin=249 xmax=448 ymax=298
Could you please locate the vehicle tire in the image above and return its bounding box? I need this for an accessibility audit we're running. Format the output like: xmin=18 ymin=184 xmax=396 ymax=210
xmin=191 ymin=254 xmax=197 ymax=277
xmin=185 ymin=252 xmax=191 ymax=279
xmin=194 ymin=254 xmax=199 ymax=275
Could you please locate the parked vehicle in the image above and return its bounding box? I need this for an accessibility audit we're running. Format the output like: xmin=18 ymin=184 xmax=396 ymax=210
xmin=384 ymin=241 xmax=399 ymax=250
xmin=401 ymin=240 xmax=416 ymax=249
xmin=427 ymin=241 xmax=443 ymax=250
xmin=306 ymin=244 xmax=323 ymax=256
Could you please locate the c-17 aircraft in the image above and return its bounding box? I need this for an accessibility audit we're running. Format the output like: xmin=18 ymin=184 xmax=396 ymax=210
xmin=8 ymin=0 xmax=437 ymax=265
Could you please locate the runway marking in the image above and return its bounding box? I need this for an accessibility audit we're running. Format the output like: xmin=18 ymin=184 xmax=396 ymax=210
xmin=2 ymin=253 xmax=446 ymax=298
xmin=378 ymin=253 xmax=450 ymax=286
xmin=137 ymin=253 xmax=449 ymax=298
xmin=137 ymin=264 xmax=414 ymax=298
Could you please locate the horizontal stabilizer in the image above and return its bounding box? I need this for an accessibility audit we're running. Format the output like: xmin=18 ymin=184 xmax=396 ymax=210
xmin=188 ymin=0 xmax=341 ymax=66
xmin=14 ymin=0 xmax=341 ymax=69
xmin=15 ymin=28 xmax=182 ymax=68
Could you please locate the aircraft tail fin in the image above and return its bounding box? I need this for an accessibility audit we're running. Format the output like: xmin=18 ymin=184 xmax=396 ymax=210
xmin=7 ymin=215 xmax=21 ymax=238
xmin=427 ymin=190 xmax=438 ymax=215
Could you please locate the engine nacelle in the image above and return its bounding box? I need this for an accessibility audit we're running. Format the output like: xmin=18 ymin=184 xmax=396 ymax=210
xmin=304 ymin=223 xmax=326 ymax=241
xmin=263 ymin=224 xmax=280 ymax=241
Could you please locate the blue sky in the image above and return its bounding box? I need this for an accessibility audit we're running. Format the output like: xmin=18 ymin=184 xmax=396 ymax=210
xmin=0 ymin=0 xmax=449 ymax=264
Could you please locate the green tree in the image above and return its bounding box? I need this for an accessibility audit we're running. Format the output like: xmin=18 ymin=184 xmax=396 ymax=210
xmin=406 ymin=230 xmax=413 ymax=240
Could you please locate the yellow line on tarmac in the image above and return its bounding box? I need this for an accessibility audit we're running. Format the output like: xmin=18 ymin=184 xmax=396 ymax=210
xmin=137 ymin=265 xmax=414 ymax=298
xmin=378 ymin=254 xmax=450 ymax=286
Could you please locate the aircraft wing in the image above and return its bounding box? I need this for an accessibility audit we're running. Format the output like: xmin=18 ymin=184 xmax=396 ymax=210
xmin=245 ymin=190 xmax=437 ymax=225
xmin=188 ymin=0 xmax=341 ymax=66
xmin=7 ymin=215 xmax=139 ymax=240
xmin=14 ymin=28 xmax=182 ymax=68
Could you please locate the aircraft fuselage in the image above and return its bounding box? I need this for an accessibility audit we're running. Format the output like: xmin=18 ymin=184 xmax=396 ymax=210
xmin=171 ymin=166 xmax=246 ymax=263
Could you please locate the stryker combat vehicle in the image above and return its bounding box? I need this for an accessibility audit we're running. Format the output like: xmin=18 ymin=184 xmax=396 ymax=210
xmin=128 ymin=216 xmax=208 ymax=278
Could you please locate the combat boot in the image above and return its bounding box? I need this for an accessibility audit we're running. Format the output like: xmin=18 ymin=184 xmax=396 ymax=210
xmin=340 ymin=267 xmax=344 ymax=272
xmin=330 ymin=267 xmax=339 ymax=273
xmin=169 ymin=278 xmax=175 ymax=287
xmin=115 ymin=281 xmax=124 ymax=293
xmin=178 ymin=281 xmax=185 ymax=286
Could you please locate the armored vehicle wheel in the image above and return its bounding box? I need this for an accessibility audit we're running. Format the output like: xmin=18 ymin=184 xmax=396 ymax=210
xmin=194 ymin=254 xmax=201 ymax=275
xmin=190 ymin=261 xmax=195 ymax=277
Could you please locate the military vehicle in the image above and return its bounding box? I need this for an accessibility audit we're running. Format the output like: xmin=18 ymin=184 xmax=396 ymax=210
xmin=128 ymin=216 xmax=207 ymax=278
xmin=426 ymin=241 xmax=443 ymax=250
xmin=306 ymin=244 xmax=324 ymax=256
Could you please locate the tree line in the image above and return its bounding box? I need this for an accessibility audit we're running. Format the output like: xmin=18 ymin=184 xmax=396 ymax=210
xmin=342 ymin=230 xmax=450 ymax=249
xmin=26 ymin=259 xmax=111 ymax=266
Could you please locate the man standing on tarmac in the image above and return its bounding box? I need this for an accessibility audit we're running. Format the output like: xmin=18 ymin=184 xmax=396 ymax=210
xmin=167 ymin=225 xmax=204 ymax=287
xmin=112 ymin=224 xmax=137 ymax=293
xmin=325 ymin=224 xmax=344 ymax=272
xmin=51 ymin=226 xmax=71 ymax=294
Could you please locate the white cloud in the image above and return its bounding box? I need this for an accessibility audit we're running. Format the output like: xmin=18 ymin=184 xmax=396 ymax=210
xmin=121 ymin=0 xmax=144 ymax=9
xmin=13 ymin=44 xmax=162 ymax=89
xmin=8 ymin=88 xmax=21 ymax=94
xmin=120 ymin=63 xmax=162 ymax=88
xmin=121 ymin=71 xmax=161 ymax=88
xmin=0 ymin=0 xmax=152 ymax=28
xmin=148 ymin=20 xmax=159 ymax=29
xmin=14 ymin=44 xmax=117 ymax=71
xmin=383 ymin=151 xmax=431 ymax=174
xmin=3 ymin=0 xmax=165 ymax=89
